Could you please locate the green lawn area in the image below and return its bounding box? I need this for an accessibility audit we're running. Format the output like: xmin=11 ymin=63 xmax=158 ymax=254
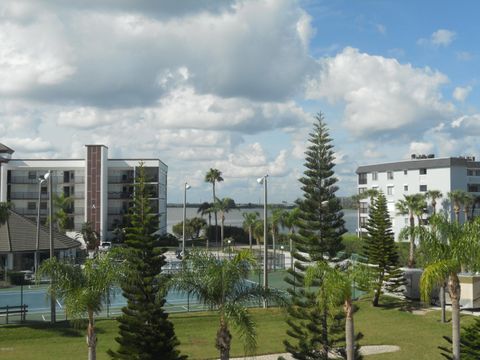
xmin=0 ymin=297 xmax=475 ymax=359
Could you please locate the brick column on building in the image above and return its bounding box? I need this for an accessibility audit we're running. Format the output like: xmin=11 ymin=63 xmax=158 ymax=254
xmin=85 ymin=145 xmax=108 ymax=240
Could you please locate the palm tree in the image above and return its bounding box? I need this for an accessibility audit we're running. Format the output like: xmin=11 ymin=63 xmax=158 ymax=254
xmin=396 ymin=194 xmax=426 ymax=268
xmin=205 ymin=169 xmax=224 ymax=248
xmin=305 ymin=261 xmax=372 ymax=360
xmin=212 ymin=197 xmax=237 ymax=250
xmin=448 ymin=190 xmax=467 ymax=223
xmin=419 ymin=215 xmax=480 ymax=360
xmin=425 ymin=190 xmax=443 ymax=215
xmin=281 ymin=207 xmax=300 ymax=269
xmin=80 ymin=222 xmax=100 ymax=258
xmin=197 ymin=202 xmax=213 ymax=248
xmin=269 ymin=208 xmax=284 ymax=271
xmin=50 ymin=194 xmax=74 ymax=233
xmin=242 ymin=212 xmax=259 ymax=251
xmin=462 ymin=193 xmax=474 ymax=222
xmin=38 ymin=255 xmax=118 ymax=360
xmin=252 ymin=219 xmax=264 ymax=248
xmin=171 ymin=250 xmax=282 ymax=360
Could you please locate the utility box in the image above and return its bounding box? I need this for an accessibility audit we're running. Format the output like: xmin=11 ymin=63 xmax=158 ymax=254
xmin=457 ymin=274 xmax=480 ymax=309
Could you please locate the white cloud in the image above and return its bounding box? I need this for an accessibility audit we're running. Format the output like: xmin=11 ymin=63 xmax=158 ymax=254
xmin=306 ymin=47 xmax=453 ymax=137
xmin=452 ymin=86 xmax=472 ymax=102
xmin=418 ymin=29 xmax=456 ymax=48
xmin=456 ymin=51 xmax=473 ymax=61
xmin=375 ymin=24 xmax=386 ymax=35
xmin=408 ymin=141 xmax=434 ymax=155
xmin=3 ymin=137 xmax=53 ymax=153
xmin=431 ymin=29 xmax=456 ymax=47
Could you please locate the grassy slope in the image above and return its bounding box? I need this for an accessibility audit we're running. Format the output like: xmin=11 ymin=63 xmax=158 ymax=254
xmin=0 ymin=298 xmax=475 ymax=360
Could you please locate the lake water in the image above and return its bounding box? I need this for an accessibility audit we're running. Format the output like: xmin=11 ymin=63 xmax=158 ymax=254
xmin=167 ymin=207 xmax=357 ymax=234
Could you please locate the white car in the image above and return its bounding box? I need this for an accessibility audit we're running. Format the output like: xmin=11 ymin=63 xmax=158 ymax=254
xmin=99 ymin=242 xmax=112 ymax=251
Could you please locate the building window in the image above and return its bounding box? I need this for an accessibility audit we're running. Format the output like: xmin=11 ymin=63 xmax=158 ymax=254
xmin=387 ymin=186 xmax=394 ymax=195
xmin=359 ymin=203 xmax=369 ymax=214
xmin=27 ymin=202 xmax=36 ymax=210
xmin=476 ymin=170 xmax=480 ymax=176
xmin=41 ymin=186 xmax=47 ymax=194
xmin=404 ymin=170 xmax=408 ymax=175
xmin=28 ymin=171 xmax=36 ymax=180
xmin=360 ymin=217 xmax=368 ymax=227
xmin=358 ymin=187 xmax=366 ymax=194
xmin=420 ymin=168 xmax=427 ymax=175
xmin=419 ymin=184 xmax=428 ymax=192
xmin=372 ymin=172 xmax=378 ymax=181
xmin=468 ymin=169 xmax=474 ymax=176
xmin=387 ymin=171 xmax=394 ymax=180
xmin=404 ymin=185 xmax=408 ymax=192
xmin=358 ymin=173 xmax=367 ymax=185
xmin=40 ymin=202 xmax=47 ymax=210
xmin=468 ymin=184 xmax=480 ymax=192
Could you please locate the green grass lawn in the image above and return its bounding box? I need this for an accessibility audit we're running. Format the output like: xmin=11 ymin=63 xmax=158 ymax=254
xmin=0 ymin=297 xmax=475 ymax=359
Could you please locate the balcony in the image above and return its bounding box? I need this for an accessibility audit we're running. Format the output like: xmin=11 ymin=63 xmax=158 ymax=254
xmin=10 ymin=176 xmax=39 ymax=184
xmin=10 ymin=192 xmax=49 ymax=200
xmin=108 ymin=175 xmax=135 ymax=184
xmin=108 ymin=192 xmax=133 ymax=199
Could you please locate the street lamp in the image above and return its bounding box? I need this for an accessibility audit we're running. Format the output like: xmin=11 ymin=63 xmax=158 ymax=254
xmin=257 ymin=174 xmax=268 ymax=308
xmin=45 ymin=170 xmax=56 ymax=323
xmin=280 ymin=245 xmax=284 ymax=269
xmin=227 ymin=238 xmax=232 ymax=259
xmin=182 ymin=182 xmax=191 ymax=260
xmin=34 ymin=172 xmax=50 ymax=275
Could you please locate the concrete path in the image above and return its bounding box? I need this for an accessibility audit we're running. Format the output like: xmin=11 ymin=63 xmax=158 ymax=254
xmin=228 ymin=345 xmax=400 ymax=359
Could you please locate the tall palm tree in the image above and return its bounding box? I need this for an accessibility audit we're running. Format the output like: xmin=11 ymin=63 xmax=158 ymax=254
xmin=281 ymin=207 xmax=300 ymax=269
xmin=425 ymin=190 xmax=443 ymax=215
xmin=38 ymin=255 xmax=118 ymax=360
xmin=419 ymin=215 xmax=480 ymax=360
xmin=448 ymin=190 xmax=467 ymax=223
xmin=197 ymin=202 xmax=213 ymax=248
xmin=242 ymin=212 xmax=259 ymax=251
xmin=171 ymin=250 xmax=282 ymax=360
xmin=305 ymin=261 xmax=373 ymax=360
xmin=205 ymin=168 xmax=224 ymax=248
xmin=269 ymin=208 xmax=284 ymax=271
xmin=212 ymin=197 xmax=236 ymax=250
xmin=462 ymin=193 xmax=474 ymax=222
xmin=396 ymin=193 xmax=426 ymax=268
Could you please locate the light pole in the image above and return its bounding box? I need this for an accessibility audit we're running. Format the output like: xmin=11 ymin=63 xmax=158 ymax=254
xmin=34 ymin=173 xmax=49 ymax=276
xmin=47 ymin=170 xmax=56 ymax=324
xmin=257 ymin=175 xmax=268 ymax=308
xmin=227 ymin=238 xmax=232 ymax=259
xmin=182 ymin=182 xmax=191 ymax=260
xmin=280 ymin=245 xmax=284 ymax=269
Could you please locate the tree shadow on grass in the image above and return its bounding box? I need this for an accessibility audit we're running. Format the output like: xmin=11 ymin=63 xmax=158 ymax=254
xmin=3 ymin=319 xmax=107 ymax=337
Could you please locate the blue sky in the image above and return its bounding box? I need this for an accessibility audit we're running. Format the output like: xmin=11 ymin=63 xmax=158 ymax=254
xmin=2 ymin=0 xmax=480 ymax=203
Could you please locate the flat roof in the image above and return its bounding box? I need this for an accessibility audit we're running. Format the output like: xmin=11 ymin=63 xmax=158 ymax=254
xmin=356 ymin=157 xmax=480 ymax=174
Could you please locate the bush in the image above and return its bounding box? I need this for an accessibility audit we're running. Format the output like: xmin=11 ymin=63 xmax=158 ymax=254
xmin=8 ymin=272 xmax=30 ymax=286
xmin=206 ymin=225 xmax=248 ymax=244
xmin=158 ymin=233 xmax=179 ymax=247
xmin=341 ymin=234 xmax=364 ymax=257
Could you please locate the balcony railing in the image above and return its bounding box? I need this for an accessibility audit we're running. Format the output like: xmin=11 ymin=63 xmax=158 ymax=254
xmin=10 ymin=175 xmax=84 ymax=184
xmin=10 ymin=192 xmax=49 ymax=200
xmin=108 ymin=192 xmax=133 ymax=199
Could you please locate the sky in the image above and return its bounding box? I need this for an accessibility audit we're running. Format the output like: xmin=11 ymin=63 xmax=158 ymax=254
xmin=2 ymin=0 xmax=480 ymax=203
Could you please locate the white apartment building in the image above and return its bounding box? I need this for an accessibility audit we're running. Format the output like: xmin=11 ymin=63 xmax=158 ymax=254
xmin=0 ymin=144 xmax=167 ymax=241
xmin=356 ymin=155 xmax=480 ymax=240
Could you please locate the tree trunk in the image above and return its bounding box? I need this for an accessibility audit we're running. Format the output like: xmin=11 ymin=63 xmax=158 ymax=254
xmin=408 ymin=214 xmax=415 ymax=268
xmin=220 ymin=215 xmax=225 ymax=250
xmin=207 ymin=213 xmax=211 ymax=249
xmin=87 ymin=310 xmax=96 ymax=360
xmin=432 ymin=199 xmax=437 ymax=215
xmin=272 ymin=229 xmax=276 ymax=271
xmin=216 ymin=318 xmax=232 ymax=360
xmin=448 ymin=274 xmax=461 ymax=360
xmin=344 ymin=299 xmax=354 ymax=360
xmin=454 ymin=207 xmax=460 ymax=223
xmin=213 ymin=183 xmax=218 ymax=248
xmin=248 ymin=228 xmax=252 ymax=251
xmin=440 ymin=284 xmax=446 ymax=323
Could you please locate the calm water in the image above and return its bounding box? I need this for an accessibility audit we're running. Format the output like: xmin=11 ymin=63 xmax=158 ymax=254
xmin=167 ymin=207 xmax=357 ymax=234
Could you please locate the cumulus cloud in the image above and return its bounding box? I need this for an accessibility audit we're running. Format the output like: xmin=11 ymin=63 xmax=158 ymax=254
xmin=1 ymin=0 xmax=314 ymax=105
xmin=306 ymin=47 xmax=454 ymax=137
xmin=452 ymin=86 xmax=472 ymax=102
xmin=418 ymin=29 xmax=456 ymax=47
xmin=408 ymin=141 xmax=434 ymax=155
xmin=3 ymin=137 xmax=54 ymax=153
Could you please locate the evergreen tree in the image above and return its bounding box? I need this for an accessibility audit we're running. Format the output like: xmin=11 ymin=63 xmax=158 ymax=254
xmin=283 ymin=113 xmax=347 ymax=359
xmin=108 ymin=165 xmax=185 ymax=360
xmin=363 ymin=192 xmax=405 ymax=307
xmin=440 ymin=317 xmax=480 ymax=359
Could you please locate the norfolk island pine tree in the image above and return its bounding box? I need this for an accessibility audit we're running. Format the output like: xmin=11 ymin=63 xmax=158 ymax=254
xmin=283 ymin=113 xmax=347 ymax=359
xmin=108 ymin=164 xmax=185 ymax=360
xmin=363 ymin=192 xmax=405 ymax=307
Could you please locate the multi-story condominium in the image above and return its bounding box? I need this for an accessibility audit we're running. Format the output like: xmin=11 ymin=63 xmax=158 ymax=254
xmin=0 ymin=144 xmax=167 ymax=241
xmin=356 ymin=154 xmax=480 ymax=240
